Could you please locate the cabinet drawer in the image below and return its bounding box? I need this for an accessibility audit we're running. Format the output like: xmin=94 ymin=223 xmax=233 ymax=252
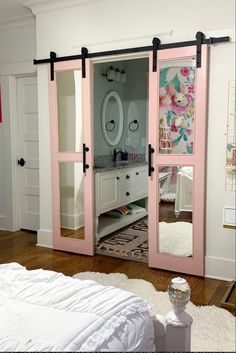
xmin=119 ymin=187 xmax=136 ymax=204
xmin=119 ymin=169 xmax=135 ymax=186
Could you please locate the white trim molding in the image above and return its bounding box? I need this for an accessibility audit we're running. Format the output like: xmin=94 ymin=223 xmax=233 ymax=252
xmin=205 ymin=256 xmax=236 ymax=281
xmin=0 ymin=61 xmax=36 ymax=77
xmin=23 ymin=0 xmax=107 ymax=15
xmin=0 ymin=15 xmax=35 ymax=30
xmin=37 ymin=229 xmax=53 ymax=248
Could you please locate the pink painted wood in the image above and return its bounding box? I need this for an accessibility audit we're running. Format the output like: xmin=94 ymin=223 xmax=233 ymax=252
xmin=48 ymin=59 xmax=94 ymax=255
xmin=148 ymin=46 xmax=208 ymax=276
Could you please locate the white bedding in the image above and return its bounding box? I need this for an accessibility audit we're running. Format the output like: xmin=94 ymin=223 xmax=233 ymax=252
xmin=0 ymin=263 xmax=155 ymax=352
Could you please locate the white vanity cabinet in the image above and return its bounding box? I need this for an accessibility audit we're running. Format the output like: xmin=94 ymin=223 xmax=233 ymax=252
xmin=95 ymin=164 xmax=148 ymax=241
xmin=99 ymin=173 xmax=120 ymax=212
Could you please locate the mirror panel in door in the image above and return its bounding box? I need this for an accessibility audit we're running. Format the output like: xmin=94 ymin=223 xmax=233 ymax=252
xmin=59 ymin=162 xmax=85 ymax=239
xmin=56 ymin=70 xmax=83 ymax=152
xmin=159 ymin=58 xmax=195 ymax=155
xmin=158 ymin=166 xmax=193 ymax=257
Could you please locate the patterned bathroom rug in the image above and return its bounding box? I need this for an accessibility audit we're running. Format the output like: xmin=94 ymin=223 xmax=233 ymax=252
xmin=96 ymin=218 xmax=148 ymax=263
xmin=96 ymin=218 xmax=192 ymax=262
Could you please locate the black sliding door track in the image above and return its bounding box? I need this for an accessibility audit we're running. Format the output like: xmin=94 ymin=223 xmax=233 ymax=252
xmin=34 ymin=35 xmax=230 ymax=65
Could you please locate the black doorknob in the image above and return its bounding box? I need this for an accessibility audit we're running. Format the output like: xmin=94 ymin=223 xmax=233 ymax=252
xmin=17 ymin=158 xmax=26 ymax=167
xmin=126 ymin=192 xmax=130 ymax=196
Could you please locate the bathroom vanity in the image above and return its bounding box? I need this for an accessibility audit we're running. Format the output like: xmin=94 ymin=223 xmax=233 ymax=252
xmin=94 ymin=163 xmax=148 ymax=242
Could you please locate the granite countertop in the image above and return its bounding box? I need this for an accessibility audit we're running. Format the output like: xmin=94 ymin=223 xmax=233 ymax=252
xmin=93 ymin=161 xmax=148 ymax=173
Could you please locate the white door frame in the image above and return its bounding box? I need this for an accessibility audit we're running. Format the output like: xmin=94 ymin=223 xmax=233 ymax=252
xmin=0 ymin=62 xmax=36 ymax=231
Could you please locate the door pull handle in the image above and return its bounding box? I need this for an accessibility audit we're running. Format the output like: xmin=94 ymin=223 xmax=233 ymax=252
xmin=148 ymin=144 xmax=155 ymax=177
xmin=83 ymin=144 xmax=89 ymax=173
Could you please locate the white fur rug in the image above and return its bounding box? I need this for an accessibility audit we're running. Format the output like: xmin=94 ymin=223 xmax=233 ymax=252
xmin=160 ymin=221 xmax=192 ymax=256
xmin=73 ymin=272 xmax=235 ymax=352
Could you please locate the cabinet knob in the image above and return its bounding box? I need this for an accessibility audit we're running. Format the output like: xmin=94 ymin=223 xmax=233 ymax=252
xmin=116 ymin=176 xmax=120 ymax=180
xmin=126 ymin=192 xmax=130 ymax=196
xmin=136 ymin=172 xmax=139 ymax=175
xmin=126 ymin=175 xmax=130 ymax=179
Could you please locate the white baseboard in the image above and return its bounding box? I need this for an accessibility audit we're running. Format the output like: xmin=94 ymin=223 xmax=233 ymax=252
xmin=0 ymin=215 xmax=6 ymax=230
xmin=37 ymin=229 xmax=53 ymax=248
xmin=60 ymin=212 xmax=84 ymax=230
xmin=205 ymin=256 xmax=236 ymax=281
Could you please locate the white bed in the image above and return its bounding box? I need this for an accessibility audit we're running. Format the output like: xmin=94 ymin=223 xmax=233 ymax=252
xmin=0 ymin=263 xmax=154 ymax=352
xmin=0 ymin=263 xmax=192 ymax=352
xmin=174 ymin=167 xmax=193 ymax=217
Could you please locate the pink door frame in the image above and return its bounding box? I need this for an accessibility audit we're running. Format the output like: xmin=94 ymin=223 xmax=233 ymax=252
xmin=48 ymin=59 xmax=94 ymax=255
xmin=148 ymin=46 xmax=208 ymax=276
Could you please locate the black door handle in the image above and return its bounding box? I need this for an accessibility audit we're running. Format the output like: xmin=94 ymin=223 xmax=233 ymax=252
xmin=17 ymin=158 xmax=26 ymax=167
xmin=83 ymin=143 xmax=89 ymax=173
xmin=148 ymin=144 xmax=155 ymax=176
xmin=126 ymin=192 xmax=130 ymax=196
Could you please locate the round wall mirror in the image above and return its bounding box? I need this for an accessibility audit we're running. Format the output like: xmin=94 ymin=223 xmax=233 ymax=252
xmin=101 ymin=91 xmax=124 ymax=146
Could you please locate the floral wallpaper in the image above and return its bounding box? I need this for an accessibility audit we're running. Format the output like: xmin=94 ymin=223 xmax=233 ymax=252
xmin=159 ymin=65 xmax=195 ymax=154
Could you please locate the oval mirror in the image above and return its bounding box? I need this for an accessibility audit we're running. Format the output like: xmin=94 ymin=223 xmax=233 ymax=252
xmin=101 ymin=91 xmax=124 ymax=146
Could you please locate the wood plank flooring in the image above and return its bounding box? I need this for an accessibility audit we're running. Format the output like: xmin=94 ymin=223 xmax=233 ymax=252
xmin=0 ymin=229 xmax=235 ymax=315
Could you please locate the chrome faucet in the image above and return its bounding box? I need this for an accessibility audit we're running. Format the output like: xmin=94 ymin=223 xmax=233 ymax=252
xmin=113 ymin=148 xmax=123 ymax=162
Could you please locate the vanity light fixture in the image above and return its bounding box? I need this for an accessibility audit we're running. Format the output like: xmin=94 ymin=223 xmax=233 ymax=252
xmin=115 ymin=68 xmax=121 ymax=82
xmin=102 ymin=66 xmax=126 ymax=82
xmin=120 ymin=70 xmax=126 ymax=83
xmin=104 ymin=66 xmax=116 ymax=81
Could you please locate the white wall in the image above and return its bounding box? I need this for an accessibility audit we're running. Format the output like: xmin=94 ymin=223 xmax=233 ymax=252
xmin=29 ymin=0 xmax=235 ymax=279
xmin=0 ymin=22 xmax=36 ymax=230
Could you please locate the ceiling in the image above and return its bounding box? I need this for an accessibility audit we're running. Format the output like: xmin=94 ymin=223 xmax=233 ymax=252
xmin=0 ymin=0 xmax=33 ymax=22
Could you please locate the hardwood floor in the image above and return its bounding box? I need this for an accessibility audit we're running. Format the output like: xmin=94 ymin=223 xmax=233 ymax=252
xmin=0 ymin=229 xmax=235 ymax=315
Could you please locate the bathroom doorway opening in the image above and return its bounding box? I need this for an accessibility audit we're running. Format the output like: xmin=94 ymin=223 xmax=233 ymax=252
xmin=93 ymin=55 xmax=194 ymax=265
xmin=93 ymin=56 xmax=150 ymax=263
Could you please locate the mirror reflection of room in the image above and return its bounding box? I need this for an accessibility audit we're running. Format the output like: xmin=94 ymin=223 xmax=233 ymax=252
xmin=59 ymin=162 xmax=85 ymax=240
xmin=56 ymin=70 xmax=85 ymax=240
xmin=158 ymin=165 xmax=193 ymax=257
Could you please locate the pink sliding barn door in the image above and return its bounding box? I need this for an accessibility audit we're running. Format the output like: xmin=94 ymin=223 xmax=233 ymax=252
xmin=49 ymin=59 xmax=94 ymax=255
xmin=148 ymin=46 xmax=208 ymax=275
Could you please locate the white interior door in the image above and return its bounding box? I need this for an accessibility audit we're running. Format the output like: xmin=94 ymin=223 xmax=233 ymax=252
xmin=16 ymin=76 xmax=39 ymax=231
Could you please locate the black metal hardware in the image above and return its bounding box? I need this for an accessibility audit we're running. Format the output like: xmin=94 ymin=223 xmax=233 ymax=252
xmin=34 ymin=36 xmax=230 ymax=66
xmin=126 ymin=175 xmax=130 ymax=179
xmin=113 ymin=148 xmax=123 ymax=162
xmin=106 ymin=119 xmax=116 ymax=132
xmin=148 ymin=144 xmax=155 ymax=177
xmin=126 ymin=192 xmax=130 ymax=196
xmin=83 ymin=143 xmax=89 ymax=173
xmin=17 ymin=158 xmax=26 ymax=167
xmin=152 ymin=37 xmax=161 ymax=72
xmin=128 ymin=119 xmax=139 ymax=132
xmin=81 ymin=47 xmax=88 ymax=78
xmin=136 ymin=172 xmax=139 ymax=175
xmin=196 ymin=31 xmax=205 ymax=68
xmin=49 ymin=51 xmax=57 ymax=81
xmin=116 ymin=176 xmax=120 ymax=180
